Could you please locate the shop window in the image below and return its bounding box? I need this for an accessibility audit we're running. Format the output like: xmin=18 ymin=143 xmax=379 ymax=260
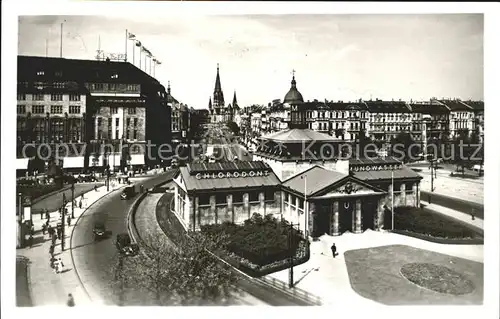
xmin=216 ymin=194 xmax=227 ymax=205
xmin=298 ymin=198 xmax=304 ymax=209
xmin=264 ymin=189 xmax=275 ymax=201
xmin=249 ymin=192 xmax=259 ymax=202
xmin=233 ymin=192 xmax=244 ymax=203
xmin=197 ymin=194 xmax=209 ymax=206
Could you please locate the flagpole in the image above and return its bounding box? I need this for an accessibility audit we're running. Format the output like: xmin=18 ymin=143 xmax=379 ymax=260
xmin=46 ymin=39 xmax=48 ymax=57
xmin=139 ymin=47 xmax=141 ymax=69
xmin=153 ymin=61 xmax=155 ymax=77
xmin=132 ymin=41 xmax=135 ymax=65
xmin=125 ymin=29 xmax=128 ymax=62
xmin=60 ymin=22 xmax=63 ymax=58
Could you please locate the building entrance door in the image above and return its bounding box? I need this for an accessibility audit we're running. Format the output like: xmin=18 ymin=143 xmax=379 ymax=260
xmin=312 ymin=205 xmax=330 ymax=237
xmin=362 ymin=199 xmax=376 ymax=231
xmin=339 ymin=200 xmax=354 ymax=234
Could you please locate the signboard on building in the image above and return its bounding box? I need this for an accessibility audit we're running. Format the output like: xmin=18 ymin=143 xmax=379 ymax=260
xmin=195 ymin=170 xmax=270 ymax=180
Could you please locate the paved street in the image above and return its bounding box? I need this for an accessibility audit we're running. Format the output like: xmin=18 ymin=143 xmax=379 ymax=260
xmin=32 ymin=183 xmax=103 ymax=214
xmin=133 ymin=191 xmax=268 ymax=306
xmin=70 ymin=173 xmax=173 ymax=305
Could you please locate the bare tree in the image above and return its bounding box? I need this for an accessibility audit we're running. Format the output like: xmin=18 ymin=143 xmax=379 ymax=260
xmin=112 ymin=231 xmax=238 ymax=306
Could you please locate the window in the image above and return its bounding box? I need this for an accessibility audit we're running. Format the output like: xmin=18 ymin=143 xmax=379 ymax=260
xmin=69 ymin=94 xmax=80 ymax=101
xmin=216 ymin=193 xmax=227 ymax=205
xmin=111 ymin=107 xmax=118 ymax=114
xmin=95 ymin=83 xmax=104 ymax=90
xmin=51 ymin=94 xmax=63 ymax=101
xmin=134 ymin=118 xmax=138 ymax=127
xmin=115 ymin=118 xmax=120 ymax=127
xmin=17 ymin=93 xmax=26 ymax=101
xmin=50 ymin=105 xmax=63 ymax=114
xmin=69 ymin=105 xmax=81 ymax=114
xmin=33 ymin=94 xmax=44 ymax=101
xmin=55 ymin=71 xmax=63 ymax=77
xmin=50 ymin=118 xmax=64 ymax=142
xmin=298 ymin=198 xmax=305 ymax=209
xmin=37 ymin=71 xmax=45 ymax=76
xmin=97 ymin=117 xmax=102 ymax=127
xmin=128 ymin=107 xmax=136 ymax=115
xmin=109 ymin=83 xmax=117 ymax=90
xmin=126 ymin=118 xmax=131 ymax=128
xmin=264 ymin=189 xmax=275 ymax=201
xmin=232 ymin=192 xmax=244 ymax=203
xmin=115 ymin=130 xmax=120 ymax=140
xmin=198 ymin=194 xmax=210 ymax=205
xmin=133 ymin=129 xmax=137 ymax=139
xmin=126 ymin=130 xmax=130 ymax=139
xmin=17 ymin=105 xmax=26 ymax=114
xmin=249 ymin=192 xmax=259 ymax=202
xmin=107 ymin=118 xmax=112 ymax=138
xmin=32 ymin=105 xmax=45 ymax=114
xmin=53 ymin=82 xmax=65 ymax=89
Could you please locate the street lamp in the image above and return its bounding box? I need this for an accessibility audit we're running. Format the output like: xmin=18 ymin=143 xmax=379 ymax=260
xmin=287 ymin=221 xmax=301 ymax=288
xmin=301 ymin=175 xmax=308 ymax=238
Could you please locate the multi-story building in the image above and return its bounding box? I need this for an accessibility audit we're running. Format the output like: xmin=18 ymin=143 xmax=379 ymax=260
xmin=17 ymin=55 xmax=171 ymax=173
xmin=465 ymin=100 xmax=484 ymax=142
xmin=436 ymin=99 xmax=475 ymax=138
xmin=409 ymin=100 xmax=450 ymax=151
xmin=364 ymin=99 xmax=413 ymax=144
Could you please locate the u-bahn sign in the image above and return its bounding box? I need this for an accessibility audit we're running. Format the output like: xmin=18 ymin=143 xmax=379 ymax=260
xmin=195 ymin=170 xmax=270 ymax=180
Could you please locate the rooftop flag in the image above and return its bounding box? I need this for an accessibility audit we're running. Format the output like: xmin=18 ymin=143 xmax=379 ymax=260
xmin=128 ymin=32 xmax=136 ymax=40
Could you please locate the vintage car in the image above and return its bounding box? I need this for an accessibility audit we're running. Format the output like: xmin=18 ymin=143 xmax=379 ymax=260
xmin=93 ymin=222 xmax=107 ymax=241
xmin=120 ymin=185 xmax=136 ymax=200
xmin=115 ymin=233 xmax=139 ymax=256
xmin=77 ymin=173 xmax=97 ymax=183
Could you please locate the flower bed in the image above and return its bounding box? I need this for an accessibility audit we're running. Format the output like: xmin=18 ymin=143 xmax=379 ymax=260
xmin=394 ymin=206 xmax=481 ymax=239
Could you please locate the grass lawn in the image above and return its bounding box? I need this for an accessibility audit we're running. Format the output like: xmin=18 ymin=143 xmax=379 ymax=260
xmin=394 ymin=206 xmax=481 ymax=239
xmin=344 ymin=245 xmax=483 ymax=305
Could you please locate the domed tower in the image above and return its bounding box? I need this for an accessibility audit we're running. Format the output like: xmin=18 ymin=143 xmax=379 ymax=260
xmin=283 ymin=70 xmax=304 ymax=105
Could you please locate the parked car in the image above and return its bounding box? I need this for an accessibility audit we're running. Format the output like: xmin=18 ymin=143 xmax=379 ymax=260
xmin=115 ymin=233 xmax=139 ymax=256
xmin=121 ymin=185 xmax=137 ymax=200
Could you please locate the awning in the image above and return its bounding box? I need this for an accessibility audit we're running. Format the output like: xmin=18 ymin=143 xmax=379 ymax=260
xmin=130 ymin=154 xmax=145 ymax=165
xmin=63 ymin=156 xmax=85 ymax=168
xmin=16 ymin=158 xmax=29 ymax=170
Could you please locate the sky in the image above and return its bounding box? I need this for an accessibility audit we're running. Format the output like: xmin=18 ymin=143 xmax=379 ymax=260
xmin=18 ymin=14 xmax=483 ymax=109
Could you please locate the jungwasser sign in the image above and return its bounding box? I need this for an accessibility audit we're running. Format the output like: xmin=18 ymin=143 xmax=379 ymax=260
xmin=195 ymin=170 xmax=270 ymax=180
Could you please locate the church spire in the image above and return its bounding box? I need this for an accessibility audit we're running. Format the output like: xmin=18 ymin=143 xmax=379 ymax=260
xmin=167 ymin=81 xmax=171 ymax=95
xmin=291 ymin=69 xmax=297 ymax=88
xmin=232 ymin=91 xmax=238 ymax=107
xmin=214 ymin=63 xmax=222 ymax=92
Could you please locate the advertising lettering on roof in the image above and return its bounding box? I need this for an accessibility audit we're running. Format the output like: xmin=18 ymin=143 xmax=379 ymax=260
xmin=195 ymin=170 xmax=270 ymax=180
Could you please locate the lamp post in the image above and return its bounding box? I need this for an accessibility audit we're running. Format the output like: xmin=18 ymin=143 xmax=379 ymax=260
xmin=71 ymin=178 xmax=75 ymax=218
xmin=61 ymin=193 xmax=66 ymax=251
xmin=287 ymin=221 xmax=301 ymax=288
xmin=391 ymin=170 xmax=394 ymax=231
xmin=301 ymin=175 xmax=308 ymax=237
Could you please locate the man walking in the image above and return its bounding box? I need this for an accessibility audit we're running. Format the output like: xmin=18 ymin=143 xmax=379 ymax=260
xmin=67 ymin=215 xmax=71 ymax=226
xmin=331 ymin=243 xmax=337 ymax=258
xmin=45 ymin=210 xmax=50 ymax=221
xmin=67 ymin=293 xmax=75 ymax=307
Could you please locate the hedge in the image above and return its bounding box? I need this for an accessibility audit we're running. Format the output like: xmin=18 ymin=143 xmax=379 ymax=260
xmin=394 ymin=206 xmax=481 ymax=239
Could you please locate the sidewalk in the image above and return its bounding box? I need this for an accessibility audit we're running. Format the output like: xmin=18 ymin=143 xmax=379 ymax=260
xmin=421 ymin=201 xmax=484 ymax=233
xmin=17 ymin=183 xmax=125 ymax=306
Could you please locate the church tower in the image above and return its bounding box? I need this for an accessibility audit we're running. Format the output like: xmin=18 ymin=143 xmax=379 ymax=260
xmin=211 ymin=63 xmax=225 ymax=123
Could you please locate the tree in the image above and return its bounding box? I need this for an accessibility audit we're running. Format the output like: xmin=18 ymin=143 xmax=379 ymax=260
xmin=390 ymin=132 xmax=419 ymax=163
xmin=113 ymin=231 xmax=238 ymax=306
xmin=226 ymin=121 xmax=240 ymax=136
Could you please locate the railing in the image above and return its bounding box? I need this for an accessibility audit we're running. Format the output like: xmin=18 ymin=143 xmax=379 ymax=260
xmin=257 ymin=276 xmax=322 ymax=306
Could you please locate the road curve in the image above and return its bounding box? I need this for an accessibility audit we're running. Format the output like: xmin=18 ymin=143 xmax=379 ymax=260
xmin=133 ymin=191 xmax=268 ymax=306
xmin=70 ymin=173 xmax=172 ymax=305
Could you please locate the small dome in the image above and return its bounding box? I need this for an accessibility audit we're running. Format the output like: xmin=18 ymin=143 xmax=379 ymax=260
xmin=283 ymin=75 xmax=304 ymax=104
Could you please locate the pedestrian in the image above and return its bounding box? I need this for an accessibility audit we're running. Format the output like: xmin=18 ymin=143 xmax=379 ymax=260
xmin=40 ymin=209 xmax=44 ymax=220
xmin=67 ymin=215 xmax=71 ymax=226
xmin=49 ymin=244 xmax=55 ymax=257
xmin=67 ymin=293 xmax=75 ymax=307
xmin=57 ymin=226 xmax=62 ymax=240
xmin=45 ymin=210 xmax=50 ymax=221
xmin=79 ymin=199 xmax=82 ymax=209
xmin=55 ymin=258 xmax=64 ymax=274
xmin=331 ymin=243 xmax=337 ymax=258
xmin=118 ymin=177 xmax=121 ymax=184
xmin=28 ymin=234 xmax=33 ymax=248
xmin=42 ymin=223 xmax=47 ymax=235
xmin=94 ymin=185 xmax=98 ymax=192
xmin=52 ymin=232 xmax=57 ymax=245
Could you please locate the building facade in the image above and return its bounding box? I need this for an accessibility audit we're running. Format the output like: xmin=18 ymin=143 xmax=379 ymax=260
xmin=16 ymin=55 xmax=171 ymax=173
xmin=173 ymin=161 xmax=282 ymax=231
